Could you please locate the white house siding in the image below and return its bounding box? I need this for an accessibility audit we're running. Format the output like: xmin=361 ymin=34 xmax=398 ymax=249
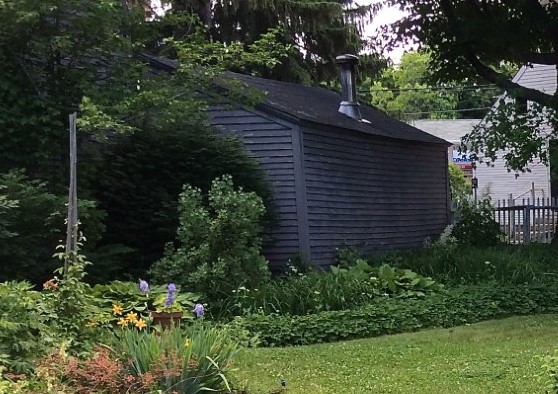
xmin=476 ymin=64 xmax=556 ymax=203
xmin=475 ymin=157 xmax=550 ymax=202
xmin=512 ymin=64 xmax=557 ymax=94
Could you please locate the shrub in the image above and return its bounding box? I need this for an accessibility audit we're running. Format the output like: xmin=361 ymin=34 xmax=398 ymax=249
xmin=230 ymin=282 xmax=558 ymax=346
xmin=34 ymin=345 xmax=167 ymax=394
xmin=449 ymin=163 xmax=472 ymax=204
xmin=216 ymin=261 xmax=443 ymax=318
xmin=108 ymin=324 xmax=238 ymax=393
xmin=150 ymin=175 xmax=270 ymax=301
xmin=90 ymin=126 xmax=275 ymax=278
xmin=0 ymin=244 xmax=107 ymax=372
xmin=0 ymin=193 xmax=18 ymax=239
xmin=0 ymin=169 xmax=106 ymax=284
xmin=452 ymin=198 xmax=503 ymax=247
xmin=0 ymin=282 xmax=45 ymax=373
xmin=0 ymin=170 xmax=64 ymax=283
xmin=0 ymin=366 xmax=30 ymax=393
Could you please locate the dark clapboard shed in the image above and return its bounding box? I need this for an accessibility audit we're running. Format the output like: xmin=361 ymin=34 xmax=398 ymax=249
xmin=147 ymin=54 xmax=451 ymax=270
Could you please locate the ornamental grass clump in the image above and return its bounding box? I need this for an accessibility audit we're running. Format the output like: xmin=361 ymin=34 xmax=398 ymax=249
xmin=108 ymin=324 xmax=238 ymax=393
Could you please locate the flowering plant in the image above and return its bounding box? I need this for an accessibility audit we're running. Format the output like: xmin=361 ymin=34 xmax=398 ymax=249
xmin=111 ymin=306 xmax=148 ymax=330
xmin=192 ymin=303 xmax=205 ymax=318
xmin=140 ymin=281 xmax=199 ymax=315
xmin=92 ymin=279 xmax=201 ymax=328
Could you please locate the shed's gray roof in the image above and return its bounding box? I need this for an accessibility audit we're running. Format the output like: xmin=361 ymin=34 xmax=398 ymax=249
xmin=227 ymin=73 xmax=449 ymax=145
xmin=410 ymin=119 xmax=482 ymax=144
xmin=140 ymin=53 xmax=449 ymax=145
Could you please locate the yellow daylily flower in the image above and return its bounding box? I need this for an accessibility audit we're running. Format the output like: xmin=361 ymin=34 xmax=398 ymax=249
xmin=112 ymin=304 xmax=123 ymax=316
xmin=184 ymin=338 xmax=192 ymax=348
xmin=135 ymin=319 xmax=147 ymax=330
xmin=126 ymin=311 xmax=138 ymax=323
xmin=117 ymin=318 xmax=128 ymax=327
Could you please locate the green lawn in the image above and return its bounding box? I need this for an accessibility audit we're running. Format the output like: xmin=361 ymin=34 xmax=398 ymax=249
xmin=232 ymin=314 xmax=558 ymax=393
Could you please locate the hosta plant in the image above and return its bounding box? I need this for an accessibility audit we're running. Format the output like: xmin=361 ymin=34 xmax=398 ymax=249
xmin=92 ymin=279 xmax=201 ymax=330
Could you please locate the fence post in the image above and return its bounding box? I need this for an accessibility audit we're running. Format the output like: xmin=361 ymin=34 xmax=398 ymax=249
xmin=523 ymin=206 xmax=531 ymax=245
xmin=508 ymin=194 xmax=515 ymax=241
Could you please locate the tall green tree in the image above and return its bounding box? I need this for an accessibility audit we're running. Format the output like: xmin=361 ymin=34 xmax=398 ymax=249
xmin=0 ymin=0 xmax=135 ymax=190
xmin=385 ymin=0 xmax=558 ymax=170
xmin=366 ymin=51 xmax=500 ymax=121
xmin=161 ymin=0 xmax=383 ymax=83
xmin=0 ymin=0 xmax=292 ymax=183
xmin=0 ymin=0 xmax=291 ymax=281
xmin=367 ymin=51 xmax=458 ymax=120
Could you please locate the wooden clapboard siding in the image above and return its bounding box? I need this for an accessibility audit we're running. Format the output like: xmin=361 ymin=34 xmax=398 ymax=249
xmin=476 ymin=64 xmax=556 ymax=202
xmin=208 ymin=105 xmax=300 ymax=270
xmin=140 ymin=57 xmax=451 ymax=270
xmin=302 ymin=127 xmax=449 ymax=267
xmin=511 ymin=64 xmax=557 ymax=94
xmin=475 ymin=155 xmax=551 ymax=202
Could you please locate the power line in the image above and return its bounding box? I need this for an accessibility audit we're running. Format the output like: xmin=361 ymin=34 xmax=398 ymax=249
xmin=357 ymin=84 xmax=500 ymax=93
xmin=404 ymin=107 xmax=492 ymax=115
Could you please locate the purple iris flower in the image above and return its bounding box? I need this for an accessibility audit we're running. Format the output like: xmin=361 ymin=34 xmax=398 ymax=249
xmin=164 ymin=283 xmax=176 ymax=307
xmin=164 ymin=292 xmax=175 ymax=307
xmin=139 ymin=279 xmax=149 ymax=293
xmin=193 ymin=303 xmax=204 ymax=318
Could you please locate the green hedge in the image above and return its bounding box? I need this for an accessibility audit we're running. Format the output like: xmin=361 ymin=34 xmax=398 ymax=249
xmin=231 ymin=282 xmax=558 ymax=346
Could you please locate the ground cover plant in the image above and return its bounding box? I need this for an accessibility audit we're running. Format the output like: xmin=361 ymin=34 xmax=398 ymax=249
xmin=212 ymin=242 xmax=558 ymax=321
xmin=230 ymin=282 xmax=558 ymax=346
xmin=232 ymin=314 xmax=558 ymax=394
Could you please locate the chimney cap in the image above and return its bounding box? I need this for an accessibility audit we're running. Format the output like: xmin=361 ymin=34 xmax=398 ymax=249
xmin=335 ymin=54 xmax=359 ymax=65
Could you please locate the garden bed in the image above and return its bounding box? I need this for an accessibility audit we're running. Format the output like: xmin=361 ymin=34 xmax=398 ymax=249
xmin=231 ymin=282 xmax=558 ymax=346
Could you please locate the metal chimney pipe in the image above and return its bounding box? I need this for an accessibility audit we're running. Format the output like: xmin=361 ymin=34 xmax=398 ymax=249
xmin=335 ymin=54 xmax=362 ymax=121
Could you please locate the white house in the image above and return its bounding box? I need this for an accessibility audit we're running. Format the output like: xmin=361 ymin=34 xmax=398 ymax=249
xmin=474 ymin=64 xmax=556 ymax=203
xmin=413 ymin=64 xmax=557 ymax=204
